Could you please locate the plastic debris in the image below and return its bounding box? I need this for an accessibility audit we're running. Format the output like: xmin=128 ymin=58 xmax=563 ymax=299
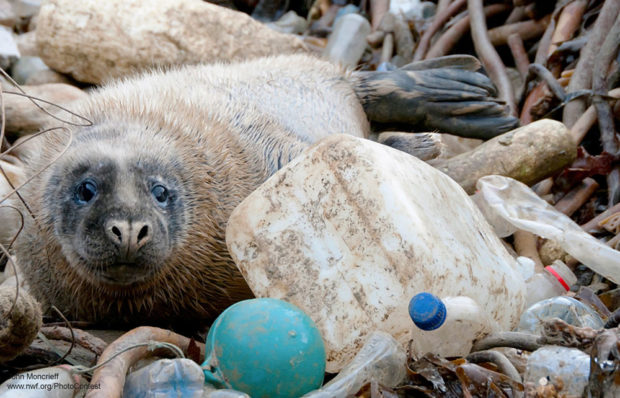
xmin=408 ymin=293 xmax=498 ymax=358
xmin=476 ymin=174 xmax=620 ymax=284
xmin=201 ymin=298 xmax=326 ymax=398
xmin=302 ymin=331 xmax=406 ymax=397
xmin=518 ymin=296 xmax=605 ymax=335
xmin=123 ymin=358 xmax=205 ymax=398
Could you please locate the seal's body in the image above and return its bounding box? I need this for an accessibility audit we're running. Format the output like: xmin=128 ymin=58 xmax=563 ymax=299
xmin=14 ymin=54 xmax=515 ymax=328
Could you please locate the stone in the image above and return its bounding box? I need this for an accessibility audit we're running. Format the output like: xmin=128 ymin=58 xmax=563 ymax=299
xmin=36 ymin=0 xmax=307 ymax=84
xmin=10 ymin=55 xmax=47 ymax=84
xmin=15 ymin=30 xmax=37 ymax=56
xmin=0 ymin=0 xmax=17 ymax=28
xmin=0 ymin=26 xmax=19 ymax=70
xmin=1 ymin=83 xmax=87 ymax=136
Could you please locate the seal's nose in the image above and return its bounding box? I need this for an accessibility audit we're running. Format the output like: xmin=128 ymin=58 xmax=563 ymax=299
xmin=105 ymin=219 xmax=151 ymax=260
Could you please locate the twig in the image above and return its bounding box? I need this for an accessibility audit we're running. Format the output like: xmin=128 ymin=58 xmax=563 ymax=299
xmin=380 ymin=33 xmax=394 ymax=64
xmin=594 ymin=15 xmax=620 ymax=205
xmin=554 ymin=177 xmax=599 ymax=216
xmin=472 ymin=332 xmax=543 ymax=352
xmin=370 ymin=0 xmax=389 ymax=31
xmin=593 ymin=14 xmax=620 ymax=155
xmin=413 ymin=0 xmax=466 ymax=61
xmin=514 ymin=231 xmax=544 ymax=272
xmin=466 ymin=350 xmax=522 ymax=383
xmin=563 ymin=0 xmax=620 ymax=128
xmin=467 ymin=0 xmax=516 ymax=116
xmin=436 ymin=0 xmax=453 ymax=16
xmin=41 ymin=326 xmax=108 ymax=356
xmin=527 ymin=63 xmax=566 ymax=101
xmin=570 ymin=87 xmax=620 ymax=144
xmin=508 ymin=34 xmax=529 ymax=79
xmin=487 ymin=15 xmax=550 ymax=46
xmin=425 ymin=4 xmax=508 ymax=60
xmin=548 ymin=0 xmax=587 ymax=58
xmin=505 ymin=5 xmax=526 ymax=25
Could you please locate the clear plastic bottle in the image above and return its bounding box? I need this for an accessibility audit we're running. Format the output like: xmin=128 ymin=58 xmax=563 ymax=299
xmin=408 ymin=293 xmax=498 ymax=358
xmin=518 ymin=296 xmax=605 ymax=335
xmin=323 ymin=13 xmax=371 ymax=68
xmin=524 ymin=345 xmax=590 ymax=396
xmin=524 ymin=260 xmax=577 ymax=308
xmin=302 ymin=331 xmax=407 ymax=397
xmin=123 ymin=358 xmax=205 ymax=398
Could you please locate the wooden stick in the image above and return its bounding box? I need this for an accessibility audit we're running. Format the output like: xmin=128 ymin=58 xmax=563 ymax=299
xmin=487 ymin=15 xmax=551 ymax=46
xmin=514 ymin=230 xmax=544 ymax=272
xmin=413 ymin=0 xmax=466 ymax=61
xmin=432 ymin=119 xmax=577 ymax=194
xmin=554 ymin=177 xmax=599 ymax=216
xmin=467 ymin=0 xmax=516 ymax=116
xmin=425 ymin=4 xmax=508 ymax=59
xmin=507 ymin=33 xmax=530 ymax=78
xmin=41 ymin=326 xmax=108 ymax=356
xmin=563 ymin=0 xmax=620 ymax=128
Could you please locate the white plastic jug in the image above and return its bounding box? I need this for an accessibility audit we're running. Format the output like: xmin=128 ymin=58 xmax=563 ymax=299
xmin=226 ymin=134 xmax=526 ymax=372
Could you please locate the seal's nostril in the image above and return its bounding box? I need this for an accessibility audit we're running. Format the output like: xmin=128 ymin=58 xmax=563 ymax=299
xmin=137 ymin=224 xmax=149 ymax=243
xmin=111 ymin=226 xmax=122 ymax=240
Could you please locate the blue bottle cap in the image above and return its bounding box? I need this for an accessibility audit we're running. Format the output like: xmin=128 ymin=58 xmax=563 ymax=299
xmin=408 ymin=292 xmax=447 ymax=331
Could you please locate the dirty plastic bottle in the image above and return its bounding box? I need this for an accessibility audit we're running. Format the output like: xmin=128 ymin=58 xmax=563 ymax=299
xmin=302 ymin=331 xmax=407 ymax=397
xmin=123 ymin=358 xmax=205 ymax=398
xmin=524 ymin=260 xmax=577 ymax=308
xmin=524 ymin=345 xmax=590 ymax=396
xmin=518 ymin=296 xmax=605 ymax=335
xmin=323 ymin=13 xmax=371 ymax=68
xmin=408 ymin=293 xmax=498 ymax=358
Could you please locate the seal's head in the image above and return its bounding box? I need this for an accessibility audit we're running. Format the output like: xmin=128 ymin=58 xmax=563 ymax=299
xmin=42 ymin=121 xmax=188 ymax=289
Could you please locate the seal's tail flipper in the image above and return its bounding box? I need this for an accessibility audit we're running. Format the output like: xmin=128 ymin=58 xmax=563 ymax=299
xmin=351 ymin=56 xmax=519 ymax=140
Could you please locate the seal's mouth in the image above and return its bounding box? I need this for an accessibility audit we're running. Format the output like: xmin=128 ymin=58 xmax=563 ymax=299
xmin=98 ymin=262 xmax=153 ymax=286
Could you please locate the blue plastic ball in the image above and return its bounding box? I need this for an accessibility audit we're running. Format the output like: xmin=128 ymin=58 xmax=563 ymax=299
xmin=202 ymin=298 xmax=326 ymax=398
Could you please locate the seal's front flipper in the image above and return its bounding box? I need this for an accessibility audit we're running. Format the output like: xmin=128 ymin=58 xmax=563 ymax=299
xmin=352 ymin=59 xmax=518 ymax=140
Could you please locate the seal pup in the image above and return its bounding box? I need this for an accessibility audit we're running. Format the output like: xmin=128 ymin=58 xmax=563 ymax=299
xmin=13 ymin=54 xmax=516 ymax=328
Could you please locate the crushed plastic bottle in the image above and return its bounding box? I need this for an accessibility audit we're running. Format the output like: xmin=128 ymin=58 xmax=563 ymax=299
xmin=201 ymin=298 xmax=326 ymax=398
xmin=475 ymin=175 xmax=620 ymax=284
xmin=518 ymin=296 xmax=605 ymax=335
xmin=408 ymin=293 xmax=498 ymax=358
xmin=323 ymin=13 xmax=371 ymax=68
xmin=123 ymin=358 xmax=205 ymax=398
xmin=524 ymin=345 xmax=590 ymax=396
xmin=302 ymin=331 xmax=407 ymax=397
xmin=524 ymin=260 xmax=578 ymax=308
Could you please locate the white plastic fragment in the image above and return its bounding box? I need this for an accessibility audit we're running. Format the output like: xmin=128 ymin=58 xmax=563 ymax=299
xmin=476 ymin=175 xmax=620 ymax=284
xmin=302 ymin=331 xmax=407 ymax=397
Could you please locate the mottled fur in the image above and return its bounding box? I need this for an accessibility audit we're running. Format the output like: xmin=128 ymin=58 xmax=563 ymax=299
xmin=15 ymin=55 xmax=368 ymax=327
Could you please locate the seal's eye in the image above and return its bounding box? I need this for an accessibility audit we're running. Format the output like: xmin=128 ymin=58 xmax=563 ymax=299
xmin=151 ymin=184 xmax=169 ymax=205
xmin=74 ymin=179 xmax=98 ymax=204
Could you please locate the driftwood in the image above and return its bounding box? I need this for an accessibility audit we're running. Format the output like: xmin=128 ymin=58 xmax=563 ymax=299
xmin=431 ymin=119 xmax=577 ymax=194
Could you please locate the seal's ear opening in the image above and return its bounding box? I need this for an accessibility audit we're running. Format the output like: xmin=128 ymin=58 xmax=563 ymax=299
xmin=351 ymin=55 xmax=519 ymax=140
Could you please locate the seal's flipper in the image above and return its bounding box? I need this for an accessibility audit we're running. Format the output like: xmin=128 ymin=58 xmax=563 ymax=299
xmin=351 ymin=60 xmax=518 ymax=140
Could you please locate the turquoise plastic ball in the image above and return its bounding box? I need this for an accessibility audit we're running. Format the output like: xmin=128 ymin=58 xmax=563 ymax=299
xmin=202 ymin=298 xmax=326 ymax=398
